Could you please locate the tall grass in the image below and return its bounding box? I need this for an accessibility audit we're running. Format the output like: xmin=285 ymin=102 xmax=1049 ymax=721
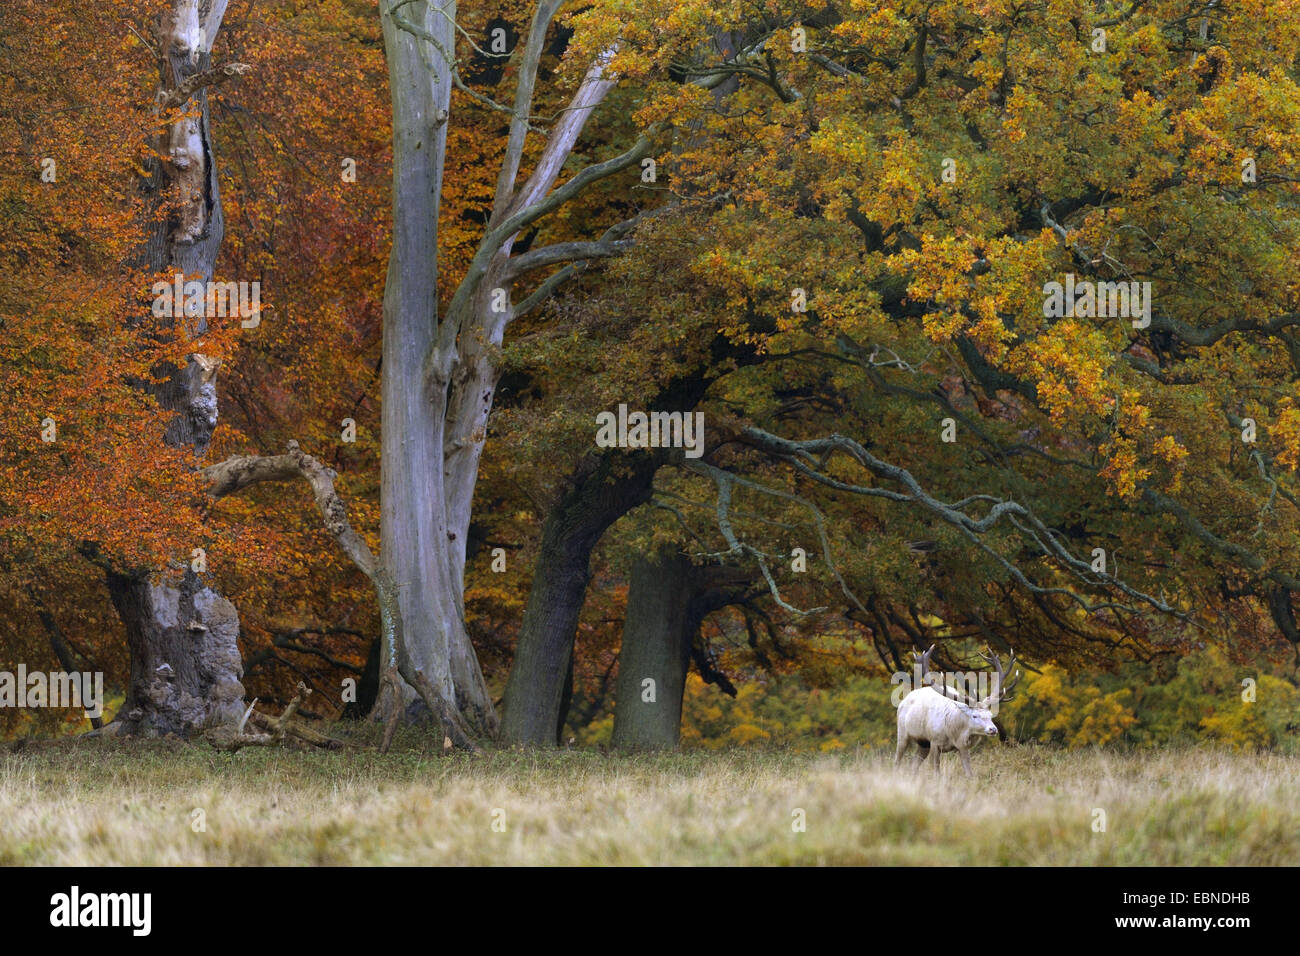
xmin=1 ymin=737 xmax=1295 ymax=865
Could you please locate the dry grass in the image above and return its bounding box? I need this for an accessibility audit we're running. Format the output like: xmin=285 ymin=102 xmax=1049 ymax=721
xmin=1 ymin=734 xmax=1296 ymax=865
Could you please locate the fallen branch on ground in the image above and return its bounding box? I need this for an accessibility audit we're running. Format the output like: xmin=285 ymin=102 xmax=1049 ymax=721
xmin=203 ymin=682 xmax=341 ymax=752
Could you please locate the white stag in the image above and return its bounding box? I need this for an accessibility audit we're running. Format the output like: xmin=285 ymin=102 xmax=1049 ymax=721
xmin=894 ymin=645 xmax=1019 ymax=776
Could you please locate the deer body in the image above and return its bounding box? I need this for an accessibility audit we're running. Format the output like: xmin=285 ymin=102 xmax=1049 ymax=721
xmin=895 ymin=686 xmax=998 ymax=775
xmin=894 ymin=645 xmax=1020 ymax=776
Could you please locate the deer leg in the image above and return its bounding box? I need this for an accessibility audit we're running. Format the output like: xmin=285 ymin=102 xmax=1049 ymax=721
xmin=894 ymin=731 xmax=908 ymax=765
xmin=960 ymin=749 xmax=974 ymax=777
xmin=914 ymin=740 xmax=931 ymax=772
xmin=931 ymin=748 xmax=941 ymax=774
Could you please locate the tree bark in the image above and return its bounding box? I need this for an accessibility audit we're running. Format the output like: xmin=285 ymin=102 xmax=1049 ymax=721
xmin=109 ymin=0 xmax=246 ymax=737
xmin=610 ymin=551 xmax=697 ymax=751
xmin=107 ymin=570 xmax=245 ymax=735
xmin=609 ymin=556 xmax=751 ymax=750
xmin=499 ymin=451 xmax=662 ymax=746
xmin=373 ymin=3 xmax=760 ymax=742
xmin=376 ymin=0 xmax=496 ymax=738
xmin=499 ymin=332 xmax=763 ymax=746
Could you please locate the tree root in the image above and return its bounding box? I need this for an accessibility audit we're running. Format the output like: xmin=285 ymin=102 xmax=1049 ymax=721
xmin=378 ymin=661 xmax=402 ymax=755
xmin=376 ymin=659 xmax=483 ymax=755
xmin=402 ymin=666 xmax=483 ymax=755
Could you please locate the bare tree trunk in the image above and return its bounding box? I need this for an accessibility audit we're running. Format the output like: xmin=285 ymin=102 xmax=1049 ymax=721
xmin=110 ymin=0 xmax=247 ymax=736
xmin=376 ymin=0 xmax=496 ymax=738
xmin=107 ymin=570 xmax=245 ymax=735
xmin=610 ymin=555 xmax=750 ymax=750
xmin=372 ymin=2 xmax=757 ymax=742
xmin=499 ymin=452 xmax=661 ymax=746
xmin=610 ymin=551 xmax=697 ymax=750
xmin=439 ymin=268 xmax=512 ymax=731
xmin=500 ymin=341 xmax=759 ymax=746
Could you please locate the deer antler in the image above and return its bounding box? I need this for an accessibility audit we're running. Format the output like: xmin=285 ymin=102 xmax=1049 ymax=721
xmin=236 ymin=697 xmax=258 ymax=735
xmin=979 ymin=647 xmax=1021 ymax=701
xmin=913 ymin=643 xmax=936 ymax=684
xmin=914 ymin=643 xmax=972 ymax=703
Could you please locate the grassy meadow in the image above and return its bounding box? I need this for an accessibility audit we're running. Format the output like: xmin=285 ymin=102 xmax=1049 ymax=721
xmin=1 ymin=730 xmax=1296 ymax=866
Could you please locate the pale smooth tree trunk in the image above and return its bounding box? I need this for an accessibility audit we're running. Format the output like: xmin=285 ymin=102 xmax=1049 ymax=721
xmin=374 ymin=1 xmax=756 ymax=742
xmin=374 ymin=0 xmax=605 ymax=739
xmin=377 ymin=0 xmax=495 ymax=736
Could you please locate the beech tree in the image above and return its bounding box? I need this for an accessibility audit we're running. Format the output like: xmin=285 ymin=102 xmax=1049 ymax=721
xmin=104 ymin=0 xmax=249 ymax=735
xmin=1 ymin=0 xmax=390 ymax=737
xmin=371 ymin=0 xmax=788 ymax=739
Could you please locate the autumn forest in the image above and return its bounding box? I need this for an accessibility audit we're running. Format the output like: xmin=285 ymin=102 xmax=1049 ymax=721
xmin=2 ymin=0 xmax=1300 ymax=870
